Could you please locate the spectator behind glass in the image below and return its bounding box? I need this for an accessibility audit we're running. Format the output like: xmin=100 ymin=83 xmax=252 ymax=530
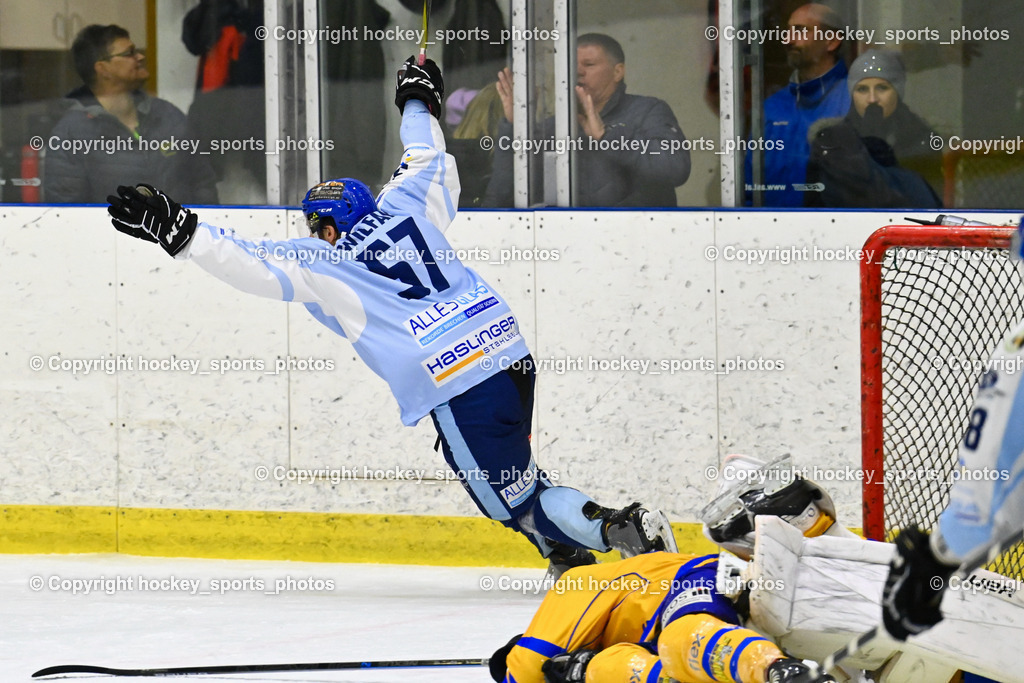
xmin=449 ymin=83 xmax=506 ymax=207
xmin=483 ymin=33 xmax=690 ymax=207
xmin=44 ymin=25 xmax=218 ymax=204
xmin=748 ymin=3 xmax=850 ymax=207
xmin=804 ymin=50 xmax=942 ymax=208
xmin=847 ymin=50 xmax=942 ymax=201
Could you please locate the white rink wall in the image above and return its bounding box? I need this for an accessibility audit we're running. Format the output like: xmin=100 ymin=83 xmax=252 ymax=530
xmin=1 ymin=206 xmax=1019 ymax=527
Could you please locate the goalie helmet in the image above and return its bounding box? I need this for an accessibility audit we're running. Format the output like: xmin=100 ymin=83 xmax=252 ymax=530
xmin=699 ymin=454 xmax=841 ymax=560
xmin=302 ymin=178 xmax=376 ymax=235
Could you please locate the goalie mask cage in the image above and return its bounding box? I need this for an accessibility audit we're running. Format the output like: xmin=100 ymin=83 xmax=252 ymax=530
xmin=861 ymin=224 xmax=1024 ymax=579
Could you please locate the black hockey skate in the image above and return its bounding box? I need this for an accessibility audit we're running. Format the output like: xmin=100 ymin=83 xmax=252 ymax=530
xmin=766 ymin=657 xmax=836 ymax=683
xmin=584 ymin=502 xmax=679 ymax=558
xmin=544 ymin=540 xmax=597 ymax=582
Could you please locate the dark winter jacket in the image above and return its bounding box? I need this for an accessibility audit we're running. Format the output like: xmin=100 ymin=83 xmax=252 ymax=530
xmin=804 ymin=116 xmax=940 ymax=208
xmin=845 ymin=101 xmax=944 ymax=203
xmin=43 ymin=87 xmax=218 ymax=204
xmin=484 ymin=83 xmax=690 ymax=207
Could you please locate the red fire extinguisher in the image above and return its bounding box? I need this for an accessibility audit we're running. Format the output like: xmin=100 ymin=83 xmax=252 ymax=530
xmin=20 ymin=144 xmax=42 ymax=202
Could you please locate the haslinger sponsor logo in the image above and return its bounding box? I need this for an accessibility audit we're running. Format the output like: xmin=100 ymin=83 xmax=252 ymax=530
xmin=422 ymin=315 xmax=521 ymax=385
xmin=406 ymin=284 xmax=500 ymax=345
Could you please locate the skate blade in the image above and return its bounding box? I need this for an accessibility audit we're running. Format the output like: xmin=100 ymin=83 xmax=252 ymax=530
xmin=644 ymin=509 xmax=679 ymax=553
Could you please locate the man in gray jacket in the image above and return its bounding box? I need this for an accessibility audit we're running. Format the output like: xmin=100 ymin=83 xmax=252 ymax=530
xmin=484 ymin=33 xmax=690 ymax=207
xmin=44 ymin=25 xmax=218 ymax=204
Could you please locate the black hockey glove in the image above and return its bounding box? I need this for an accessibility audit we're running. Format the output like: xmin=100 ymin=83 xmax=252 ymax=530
xmin=766 ymin=657 xmax=835 ymax=683
xmin=881 ymin=525 xmax=958 ymax=641
xmin=541 ymin=649 xmax=596 ymax=683
xmin=107 ymin=184 xmax=198 ymax=257
xmin=395 ymin=56 xmax=444 ymax=119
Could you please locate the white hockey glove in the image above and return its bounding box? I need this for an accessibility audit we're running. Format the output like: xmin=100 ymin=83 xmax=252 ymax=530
xmin=107 ymin=184 xmax=197 ymax=257
xmin=395 ymin=56 xmax=444 ymax=119
xmin=881 ymin=525 xmax=958 ymax=641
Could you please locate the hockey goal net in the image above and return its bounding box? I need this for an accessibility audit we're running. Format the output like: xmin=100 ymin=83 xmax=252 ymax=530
xmin=861 ymin=224 xmax=1024 ymax=578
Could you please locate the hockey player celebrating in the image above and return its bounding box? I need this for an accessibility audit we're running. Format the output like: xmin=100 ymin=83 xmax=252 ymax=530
xmin=882 ymin=220 xmax=1024 ymax=641
xmin=104 ymin=56 xmax=676 ymax=573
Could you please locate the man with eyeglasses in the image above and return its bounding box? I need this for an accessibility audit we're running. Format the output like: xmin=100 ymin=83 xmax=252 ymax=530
xmin=44 ymin=24 xmax=218 ymax=204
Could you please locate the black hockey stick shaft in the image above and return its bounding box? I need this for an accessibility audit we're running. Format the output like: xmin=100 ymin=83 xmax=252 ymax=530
xmin=809 ymin=525 xmax=1024 ymax=681
xmin=33 ymin=657 xmax=488 ymax=678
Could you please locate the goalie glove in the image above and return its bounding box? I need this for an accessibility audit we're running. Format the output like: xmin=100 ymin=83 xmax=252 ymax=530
xmin=881 ymin=525 xmax=958 ymax=641
xmin=395 ymin=56 xmax=444 ymax=119
xmin=540 ymin=649 xmax=596 ymax=683
xmin=107 ymin=184 xmax=198 ymax=257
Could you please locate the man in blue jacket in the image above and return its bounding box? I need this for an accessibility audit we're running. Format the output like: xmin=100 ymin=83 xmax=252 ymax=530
xmin=748 ymin=3 xmax=850 ymax=207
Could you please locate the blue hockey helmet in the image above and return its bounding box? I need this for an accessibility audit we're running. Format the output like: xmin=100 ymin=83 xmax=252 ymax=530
xmin=302 ymin=178 xmax=376 ymax=235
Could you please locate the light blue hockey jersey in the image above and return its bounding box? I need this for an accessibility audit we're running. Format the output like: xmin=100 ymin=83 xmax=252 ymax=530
xmin=180 ymin=101 xmax=530 ymax=425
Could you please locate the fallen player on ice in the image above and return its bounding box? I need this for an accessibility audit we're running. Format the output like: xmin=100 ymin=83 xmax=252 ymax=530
xmin=490 ymin=454 xmax=1024 ymax=683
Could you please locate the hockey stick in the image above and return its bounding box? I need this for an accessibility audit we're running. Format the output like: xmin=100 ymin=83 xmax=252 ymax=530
xmin=417 ymin=0 xmax=433 ymax=65
xmin=808 ymin=524 xmax=1024 ymax=681
xmin=33 ymin=657 xmax=488 ymax=678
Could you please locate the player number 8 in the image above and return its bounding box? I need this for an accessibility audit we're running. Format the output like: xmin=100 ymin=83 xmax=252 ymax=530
xmin=962 ymin=407 xmax=988 ymax=451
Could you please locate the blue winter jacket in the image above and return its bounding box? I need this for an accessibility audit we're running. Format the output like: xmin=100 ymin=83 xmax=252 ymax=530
xmin=747 ymin=60 xmax=850 ymax=207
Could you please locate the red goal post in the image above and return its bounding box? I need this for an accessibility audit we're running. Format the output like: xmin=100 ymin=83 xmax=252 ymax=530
xmin=860 ymin=223 xmax=1021 ymax=554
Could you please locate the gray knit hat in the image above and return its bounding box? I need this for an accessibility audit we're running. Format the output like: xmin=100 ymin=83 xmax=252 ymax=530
xmin=848 ymin=49 xmax=905 ymax=99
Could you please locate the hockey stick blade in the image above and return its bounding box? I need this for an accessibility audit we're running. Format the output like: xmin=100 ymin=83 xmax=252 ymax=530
xmin=808 ymin=524 xmax=1024 ymax=682
xmin=33 ymin=657 xmax=488 ymax=678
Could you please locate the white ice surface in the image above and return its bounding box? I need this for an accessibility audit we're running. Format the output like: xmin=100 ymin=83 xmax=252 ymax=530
xmin=1 ymin=554 xmax=545 ymax=682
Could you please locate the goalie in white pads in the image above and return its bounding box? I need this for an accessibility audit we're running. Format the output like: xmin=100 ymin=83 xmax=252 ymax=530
xmin=882 ymin=219 xmax=1024 ymax=642
xmin=104 ymin=56 xmax=677 ymax=575
xmin=705 ymin=454 xmax=1024 ymax=683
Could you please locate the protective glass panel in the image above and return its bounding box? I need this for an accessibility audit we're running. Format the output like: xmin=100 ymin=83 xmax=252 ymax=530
xmin=470 ymin=0 xmax=556 ymax=208
xmin=574 ymin=1 xmax=714 ymax=207
xmin=738 ymin=0 xmax=1023 ymax=209
xmin=1 ymin=0 xmax=267 ymax=205
xmin=316 ymin=1 xmax=510 ymax=207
